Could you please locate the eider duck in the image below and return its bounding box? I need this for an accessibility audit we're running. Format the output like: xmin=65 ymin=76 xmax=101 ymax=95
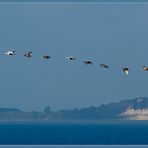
xmin=24 ymin=51 xmax=32 ymax=57
xmin=83 ymin=61 xmax=93 ymax=65
xmin=43 ymin=55 xmax=50 ymax=59
xmin=100 ymin=63 xmax=109 ymax=68
xmin=122 ymin=67 xmax=129 ymax=75
xmin=143 ymin=66 xmax=148 ymax=71
xmin=5 ymin=49 xmax=16 ymax=56
xmin=65 ymin=56 xmax=76 ymax=60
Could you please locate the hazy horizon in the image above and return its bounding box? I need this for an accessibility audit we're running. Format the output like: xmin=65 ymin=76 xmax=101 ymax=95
xmin=0 ymin=2 xmax=148 ymax=111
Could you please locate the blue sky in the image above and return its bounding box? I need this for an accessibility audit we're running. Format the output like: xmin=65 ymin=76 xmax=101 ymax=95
xmin=0 ymin=2 xmax=148 ymax=111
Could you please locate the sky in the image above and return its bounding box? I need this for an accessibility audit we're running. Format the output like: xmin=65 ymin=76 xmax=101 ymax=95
xmin=0 ymin=2 xmax=148 ymax=111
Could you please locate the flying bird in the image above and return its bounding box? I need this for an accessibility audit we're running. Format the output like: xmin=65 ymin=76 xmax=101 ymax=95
xmin=83 ymin=60 xmax=93 ymax=65
xmin=43 ymin=55 xmax=50 ymax=59
xmin=143 ymin=66 xmax=148 ymax=71
xmin=24 ymin=51 xmax=32 ymax=57
xmin=100 ymin=63 xmax=109 ymax=69
xmin=122 ymin=67 xmax=129 ymax=75
xmin=65 ymin=56 xmax=76 ymax=60
xmin=5 ymin=49 xmax=16 ymax=56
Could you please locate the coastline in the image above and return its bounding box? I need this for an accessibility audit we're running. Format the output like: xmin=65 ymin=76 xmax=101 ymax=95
xmin=0 ymin=119 xmax=148 ymax=124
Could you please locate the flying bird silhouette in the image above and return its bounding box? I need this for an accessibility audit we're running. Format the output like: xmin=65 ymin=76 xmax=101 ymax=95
xmin=143 ymin=66 xmax=148 ymax=71
xmin=100 ymin=63 xmax=109 ymax=68
xmin=83 ymin=60 xmax=93 ymax=65
xmin=43 ymin=55 xmax=50 ymax=59
xmin=122 ymin=67 xmax=129 ymax=75
xmin=65 ymin=56 xmax=76 ymax=60
xmin=5 ymin=49 xmax=16 ymax=56
xmin=24 ymin=51 xmax=32 ymax=58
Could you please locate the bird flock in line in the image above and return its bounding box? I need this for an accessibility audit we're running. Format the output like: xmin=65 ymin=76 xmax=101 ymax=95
xmin=3 ymin=49 xmax=148 ymax=75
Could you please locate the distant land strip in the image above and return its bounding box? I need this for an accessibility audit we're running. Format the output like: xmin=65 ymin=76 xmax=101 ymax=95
xmin=0 ymin=97 xmax=148 ymax=120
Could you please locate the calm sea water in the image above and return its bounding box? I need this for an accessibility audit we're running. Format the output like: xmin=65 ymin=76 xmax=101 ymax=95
xmin=0 ymin=121 xmax=148 ymax=145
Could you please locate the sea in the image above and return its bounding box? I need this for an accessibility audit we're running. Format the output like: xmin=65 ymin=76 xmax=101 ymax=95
xmin=0 ymin=120 xmax=148 ymax=145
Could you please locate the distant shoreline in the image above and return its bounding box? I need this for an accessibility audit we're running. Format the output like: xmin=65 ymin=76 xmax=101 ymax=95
xmin=0 ymin=97 xmax=148 ymax=121
xmin=0 ymin=119 xmax=148 ymax=124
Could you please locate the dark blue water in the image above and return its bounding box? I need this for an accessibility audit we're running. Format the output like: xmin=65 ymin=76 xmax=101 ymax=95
xmin=0 ymin=121 xmax=148 ymax=145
